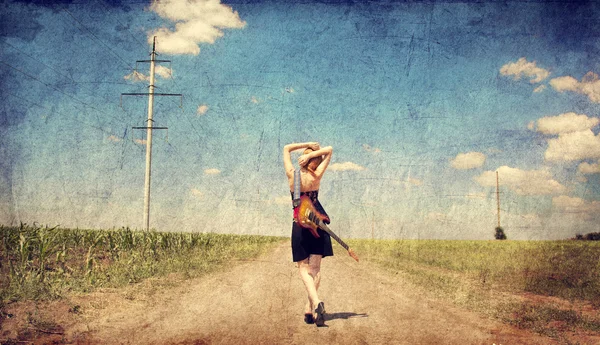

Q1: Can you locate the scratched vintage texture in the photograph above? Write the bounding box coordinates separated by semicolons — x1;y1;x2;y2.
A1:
1;0;599;240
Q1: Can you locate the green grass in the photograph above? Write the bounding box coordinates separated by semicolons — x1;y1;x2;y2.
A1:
349;239;600;301
0;223;285;303
347;238;600;339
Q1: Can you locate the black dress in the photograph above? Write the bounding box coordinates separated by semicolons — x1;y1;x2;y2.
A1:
290;190;334;262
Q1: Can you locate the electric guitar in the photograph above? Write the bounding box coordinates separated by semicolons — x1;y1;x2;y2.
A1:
295;196;359;262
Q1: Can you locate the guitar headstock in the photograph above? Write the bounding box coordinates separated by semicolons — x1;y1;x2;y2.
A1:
348;248;359;262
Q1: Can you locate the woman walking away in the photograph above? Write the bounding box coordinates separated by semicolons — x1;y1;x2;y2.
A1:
283;142;333;327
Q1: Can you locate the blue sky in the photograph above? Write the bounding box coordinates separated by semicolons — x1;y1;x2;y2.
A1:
1;0;600;240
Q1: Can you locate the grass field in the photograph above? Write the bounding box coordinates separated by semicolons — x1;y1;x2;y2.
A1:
0;223;285;303
346;239;600;340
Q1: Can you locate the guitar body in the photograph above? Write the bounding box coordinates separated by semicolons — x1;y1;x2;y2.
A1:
294;196;359;262
294;196;326;239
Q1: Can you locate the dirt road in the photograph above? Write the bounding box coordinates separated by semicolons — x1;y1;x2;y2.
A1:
58;243;556;345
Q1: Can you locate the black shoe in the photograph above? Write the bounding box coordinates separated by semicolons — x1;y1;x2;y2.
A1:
304;313;314;324
314;302;326;327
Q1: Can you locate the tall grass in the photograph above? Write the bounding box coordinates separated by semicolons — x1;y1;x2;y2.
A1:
349;239;600;303
348;239;600;339
0;224;284;302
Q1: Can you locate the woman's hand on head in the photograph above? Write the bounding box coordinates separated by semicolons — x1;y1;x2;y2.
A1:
298;154;310;167
308;142;320;151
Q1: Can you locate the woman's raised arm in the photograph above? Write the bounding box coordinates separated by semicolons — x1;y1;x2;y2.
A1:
283;142;320;178
309;146;333;178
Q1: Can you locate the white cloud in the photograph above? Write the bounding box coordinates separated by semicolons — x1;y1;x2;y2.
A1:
251;96;260;104
426;212;453;222
148;0;246;55
107;135;122;142
578;161;600;174
197;104;209;115
545;129;600;162
465;192;487;199
552;195;600;220
191;188;203;198
502;213;544;233
155;65;173;79
499;57;550;84
474;166;566;196
124;66;172;82
553;195;585;209
134;138;147;145
204;168;221;175
550;72;600;103
124;70;150;82
450;152;486;170
518;213;543;227
533;85;546;93
272;195;291;206
549;75;579;92
362;144;381;153
532;112;599;135
408;177;423;186
329;162;366;171
391;177;423;187
531;113;600;163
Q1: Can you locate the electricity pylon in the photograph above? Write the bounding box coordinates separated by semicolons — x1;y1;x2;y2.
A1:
122;37;182;231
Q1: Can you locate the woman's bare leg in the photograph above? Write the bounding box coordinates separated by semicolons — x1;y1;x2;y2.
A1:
309;255;326;326
302;254;323;314
309;254;322;290
298;255;322;315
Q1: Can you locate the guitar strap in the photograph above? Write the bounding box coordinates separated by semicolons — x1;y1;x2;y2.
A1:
292;169;301;209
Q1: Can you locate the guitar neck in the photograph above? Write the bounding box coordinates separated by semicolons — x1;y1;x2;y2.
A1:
317;221;350;251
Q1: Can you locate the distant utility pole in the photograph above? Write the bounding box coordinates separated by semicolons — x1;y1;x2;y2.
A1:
371;210;374;240
496;170;501;228
122;37;182;231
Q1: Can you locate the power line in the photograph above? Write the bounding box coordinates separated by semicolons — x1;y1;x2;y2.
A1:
5;18;147;126
3;40;76;83
5;87;137;171
95;0;148;52
4;89;114;136
1;60;91;107
0;59;132;127
5;88;138;200
62;8;134;70
142;49;213;155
